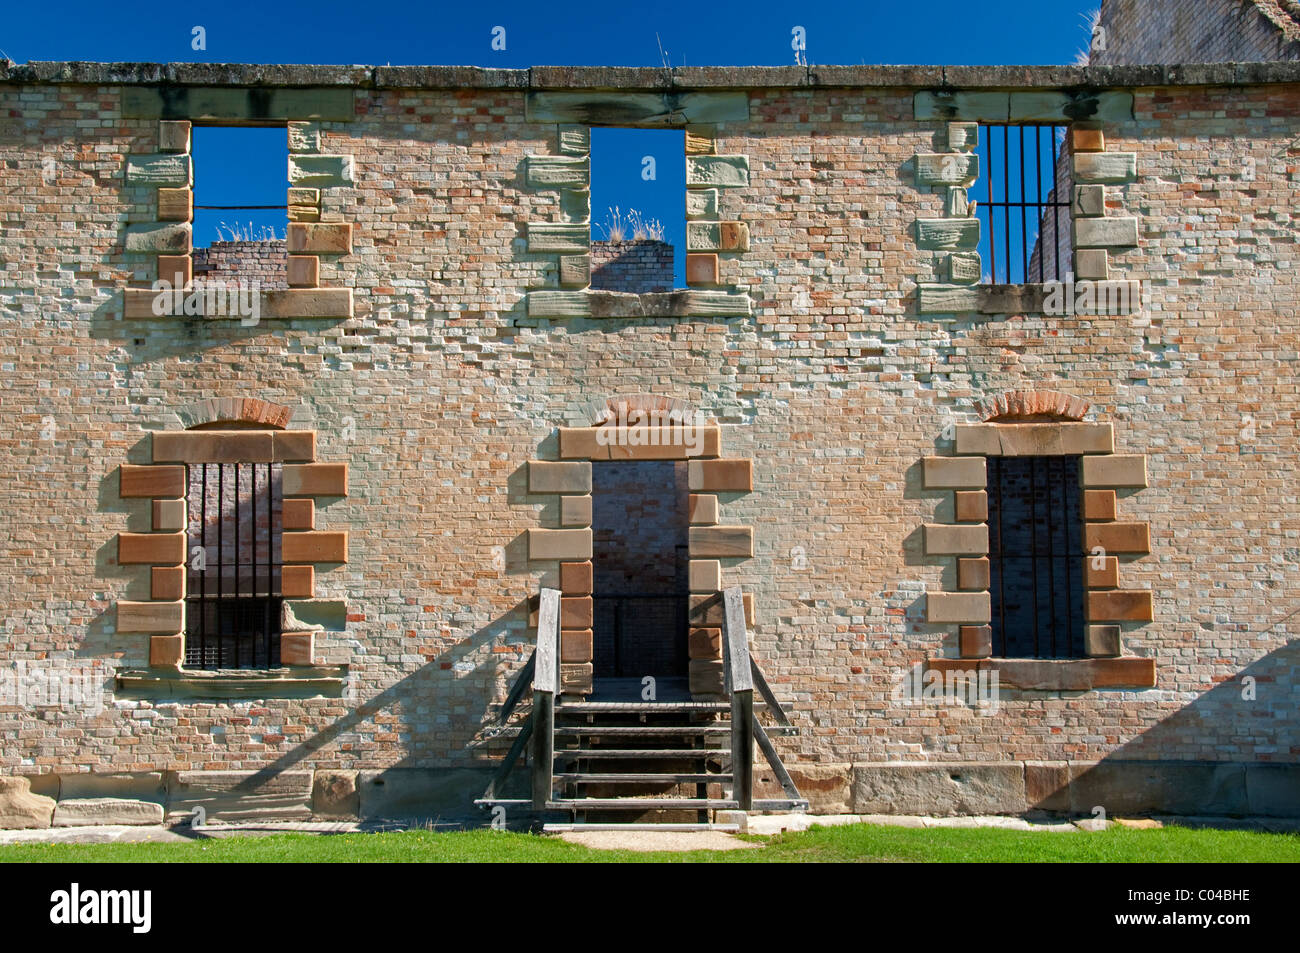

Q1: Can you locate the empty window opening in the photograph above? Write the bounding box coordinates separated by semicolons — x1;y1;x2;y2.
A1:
591;461;690;680
974;124;1072;284
589;127;685;291
987;455;1086;658
185;462;283;669
191;126;289;288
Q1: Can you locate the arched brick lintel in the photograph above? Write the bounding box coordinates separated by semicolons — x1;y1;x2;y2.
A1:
580;393;697;427
975;389;1090;423
177;397;295;430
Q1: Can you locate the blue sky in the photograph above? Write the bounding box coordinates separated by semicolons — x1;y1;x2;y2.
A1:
3;0;1102;276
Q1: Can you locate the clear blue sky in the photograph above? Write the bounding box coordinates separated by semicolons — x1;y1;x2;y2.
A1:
3;0;1101;277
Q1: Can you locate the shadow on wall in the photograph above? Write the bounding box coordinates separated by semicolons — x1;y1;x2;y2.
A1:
1029;640;1300;817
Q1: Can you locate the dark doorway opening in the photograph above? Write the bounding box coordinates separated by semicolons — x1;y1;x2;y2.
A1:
591;460;690;680
987;454;1086;658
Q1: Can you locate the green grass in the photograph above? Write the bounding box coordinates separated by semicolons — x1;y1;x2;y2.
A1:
3;822;1297;863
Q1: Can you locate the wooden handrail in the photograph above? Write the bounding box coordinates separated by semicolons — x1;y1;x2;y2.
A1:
720;586;754;810
531;587;561;809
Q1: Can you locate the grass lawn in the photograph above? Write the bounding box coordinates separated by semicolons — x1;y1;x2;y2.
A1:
2;823;1298;863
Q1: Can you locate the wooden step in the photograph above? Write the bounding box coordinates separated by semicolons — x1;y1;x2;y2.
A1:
554;725;729;737
557;701;730;713
555;773;729;784
554;749;728;760
546;798;740;811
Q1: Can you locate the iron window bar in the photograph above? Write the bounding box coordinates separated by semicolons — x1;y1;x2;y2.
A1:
186;462;283;669
977;124;1072;285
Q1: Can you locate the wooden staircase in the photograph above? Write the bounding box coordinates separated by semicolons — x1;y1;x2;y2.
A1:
477;587;808;831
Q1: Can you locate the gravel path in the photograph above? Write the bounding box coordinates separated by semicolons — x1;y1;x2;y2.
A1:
555;830;761;852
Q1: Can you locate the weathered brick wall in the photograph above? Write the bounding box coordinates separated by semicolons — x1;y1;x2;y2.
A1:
193;240;288;289
1094;0;1300;63
0;69;1296;797
590;239;674;293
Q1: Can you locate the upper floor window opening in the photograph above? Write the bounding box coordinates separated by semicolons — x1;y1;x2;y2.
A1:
974;123;1073;285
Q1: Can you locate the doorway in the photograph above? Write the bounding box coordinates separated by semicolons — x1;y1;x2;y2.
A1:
590;460;690;682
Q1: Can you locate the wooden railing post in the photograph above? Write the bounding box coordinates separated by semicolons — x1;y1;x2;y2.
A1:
721;586;754;811
531;587;560;810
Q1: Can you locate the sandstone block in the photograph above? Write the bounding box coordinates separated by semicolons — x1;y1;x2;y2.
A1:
1084;489;1117;521
688;459;752;492
559;561;593;594
689;659;725;695
561;628;593;663
158;120;191;153
922;456;985;489
689;526;754;558
287;222;352;254
851;763;1025;815
1081;454;1147;488
957;557;990;591
529;461;592;494
281;531;348;563
152;566;185;600
282;463;348;496
118;600;183;634
959;625;992;658
1086;624;1122;657
312;770;359;819
125;222;191;254
53;798;164;827
528;528;593;560
157;187;192;221
688;494;720;525
954;490;987;522
288;154;354;187
118;532;185;565
167;770;314;824
280;565;315;598
924;523;988;556
1075;216;1139;248
688;627;722;659
559;494;592;527
689;559;722;593
926;591;991;624
126;153;191;186
1085;521;1150;554
1087;589;1153;622
686;253;719;285
0;777;56;829
686;155;749;188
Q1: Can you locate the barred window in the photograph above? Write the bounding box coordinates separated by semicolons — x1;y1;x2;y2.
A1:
986;455;1085;658
185;462;283;669
974;124;1072;284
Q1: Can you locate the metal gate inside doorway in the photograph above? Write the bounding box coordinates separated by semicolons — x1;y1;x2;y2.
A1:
591;592;689;678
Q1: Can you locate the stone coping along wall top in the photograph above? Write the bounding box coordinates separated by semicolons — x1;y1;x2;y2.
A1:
6;60;1300;91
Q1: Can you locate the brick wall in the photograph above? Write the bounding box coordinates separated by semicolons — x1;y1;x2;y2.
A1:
1093;0;1300;63
0;66;1296;806
193;240;288;289
590;240;674;293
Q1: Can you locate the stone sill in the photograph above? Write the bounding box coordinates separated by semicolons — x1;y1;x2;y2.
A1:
927;656;1155;690
117;665;347;700
918;282;1142;317
528;289;750;320
123;287;352;321
7;61;1300;92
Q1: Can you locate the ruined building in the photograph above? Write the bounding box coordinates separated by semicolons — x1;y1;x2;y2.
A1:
0;45;1296;826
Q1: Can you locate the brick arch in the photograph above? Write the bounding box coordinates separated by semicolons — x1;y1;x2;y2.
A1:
974;389;1090;422
581;393;697;427
176;397;294;430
